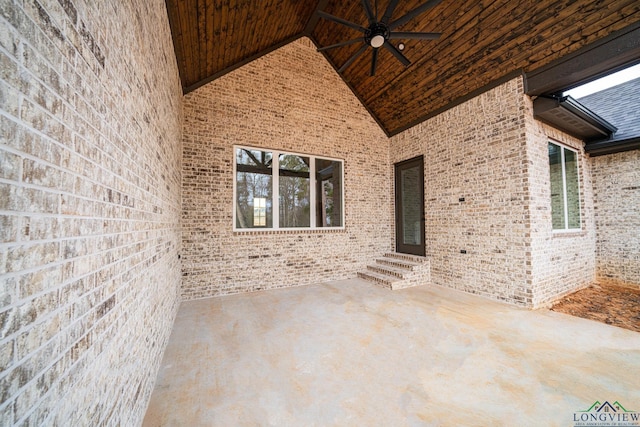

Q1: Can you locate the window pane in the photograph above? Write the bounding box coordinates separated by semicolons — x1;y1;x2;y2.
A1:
236;149;272;228
564;149;581;229
279;154;310;228
548;143;565;230
315;159;343;227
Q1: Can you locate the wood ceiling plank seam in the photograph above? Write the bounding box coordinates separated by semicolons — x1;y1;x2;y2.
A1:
230;0;256;72
358;0;510;103
230;0;244;72
164;0;189;90
196;0;207;83
292;1;311;34
189;0;203;87
244;2;258;61
273;0;288;43
178;0;198;87
205;0;215;76
213;0;223;73
364;0;520;109
259;1;277;49
220;0;234;73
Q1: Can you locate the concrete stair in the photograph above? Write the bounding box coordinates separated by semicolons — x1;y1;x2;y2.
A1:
357;252;430;290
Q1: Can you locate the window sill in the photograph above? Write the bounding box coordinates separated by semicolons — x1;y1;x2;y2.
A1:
233;227;346;235
551;228;586;237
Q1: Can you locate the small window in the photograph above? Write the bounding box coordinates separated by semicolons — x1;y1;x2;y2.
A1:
234;146;344;230
548;142;581;231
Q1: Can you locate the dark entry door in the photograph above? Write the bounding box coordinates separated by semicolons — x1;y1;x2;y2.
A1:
395;156;425;256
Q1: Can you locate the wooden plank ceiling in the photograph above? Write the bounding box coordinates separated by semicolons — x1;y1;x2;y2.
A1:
165;0;640;136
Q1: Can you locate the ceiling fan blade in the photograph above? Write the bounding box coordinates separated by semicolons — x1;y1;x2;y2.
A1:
338;44;369;73
383;41;410;66
370;48;378;76
381;0;399;24
389;0;443;30
317;38;364;52
389;32;441;40
361;0;376;25
317;10;367;33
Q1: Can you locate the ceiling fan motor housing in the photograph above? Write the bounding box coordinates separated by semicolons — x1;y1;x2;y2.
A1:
366;23;389;48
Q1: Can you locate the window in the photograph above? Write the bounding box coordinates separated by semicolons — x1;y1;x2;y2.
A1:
234;146;344;230
548;142;581;231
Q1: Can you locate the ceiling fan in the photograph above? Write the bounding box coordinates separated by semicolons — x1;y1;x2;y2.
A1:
317;0;443;76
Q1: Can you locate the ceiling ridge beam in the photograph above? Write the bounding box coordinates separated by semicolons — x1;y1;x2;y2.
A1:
304;0;330;36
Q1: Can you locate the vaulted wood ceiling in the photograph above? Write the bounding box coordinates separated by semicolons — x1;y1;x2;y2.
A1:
165;0;640;136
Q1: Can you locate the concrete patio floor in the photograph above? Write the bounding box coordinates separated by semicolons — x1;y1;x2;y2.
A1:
143;279;640;426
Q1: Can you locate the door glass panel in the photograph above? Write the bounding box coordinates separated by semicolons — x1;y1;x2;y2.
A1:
279;154;310;227
401;166;422;245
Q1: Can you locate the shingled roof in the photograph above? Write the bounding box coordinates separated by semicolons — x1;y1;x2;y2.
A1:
577;77;640;156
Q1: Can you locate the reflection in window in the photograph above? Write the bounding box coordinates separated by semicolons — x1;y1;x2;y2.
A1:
253;197;266;227
279;154;310;228
236;149;272;228
316;159;342;227
234;147;344;230
548;142;581;230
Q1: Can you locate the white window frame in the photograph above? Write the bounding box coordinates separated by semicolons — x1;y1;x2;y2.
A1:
549;141;582;233
233;145;345;232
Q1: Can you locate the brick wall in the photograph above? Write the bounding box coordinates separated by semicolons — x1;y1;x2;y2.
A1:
591;150;640;286
181;37;391;300
0;0;183;424
390;78;534;306
389;77;598;308
524;101;597;308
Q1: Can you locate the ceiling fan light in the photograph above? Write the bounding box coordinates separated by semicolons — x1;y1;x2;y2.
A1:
370;35;385;48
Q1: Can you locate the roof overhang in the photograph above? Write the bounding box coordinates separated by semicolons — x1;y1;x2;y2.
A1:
533;95;617;142
585;137;640;157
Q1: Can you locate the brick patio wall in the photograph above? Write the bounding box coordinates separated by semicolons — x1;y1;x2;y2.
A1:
591;150;640;286
390;78;534;306
181;38;391;299
0;0;182;425
525;112;597;308
390;77;598;308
